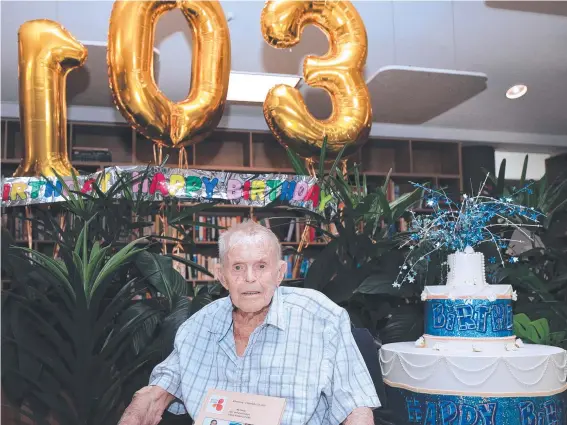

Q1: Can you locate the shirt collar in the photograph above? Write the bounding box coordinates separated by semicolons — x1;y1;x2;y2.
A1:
265;286;286;331
209;286;287;339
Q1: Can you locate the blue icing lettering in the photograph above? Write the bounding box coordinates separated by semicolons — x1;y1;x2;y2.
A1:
391;386;565;425
429;300;513;335
519;401;537;425
424;401;437;425
446;313;455;331
491;304;506;332
478;402;497;425
455;305;477;331
459;404;479;425
433;302;446;329
441;400;458;425
543;400;558;425
405;397;422;423
475;305;490;333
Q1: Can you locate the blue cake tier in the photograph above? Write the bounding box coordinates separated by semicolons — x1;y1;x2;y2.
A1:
424;298;513;339
384;384;566;425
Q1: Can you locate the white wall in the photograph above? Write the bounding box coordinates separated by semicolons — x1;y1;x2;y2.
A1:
494;151;550;180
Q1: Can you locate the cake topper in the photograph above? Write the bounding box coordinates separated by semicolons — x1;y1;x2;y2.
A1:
392;175;544;288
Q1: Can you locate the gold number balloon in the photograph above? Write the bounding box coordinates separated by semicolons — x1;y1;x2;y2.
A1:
14;20;87;177
261;0;372;160
107;0;231;147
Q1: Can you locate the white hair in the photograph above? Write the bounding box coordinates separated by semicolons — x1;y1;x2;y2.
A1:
218;219;281;264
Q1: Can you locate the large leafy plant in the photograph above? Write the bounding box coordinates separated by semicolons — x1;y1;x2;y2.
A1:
284;141;427;345
1;167;223;424
485;155;567;349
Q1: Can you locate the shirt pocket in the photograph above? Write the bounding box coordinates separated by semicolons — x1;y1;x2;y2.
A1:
259;374;320;420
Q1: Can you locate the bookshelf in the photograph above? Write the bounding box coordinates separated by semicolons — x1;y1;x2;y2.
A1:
1;118;463;284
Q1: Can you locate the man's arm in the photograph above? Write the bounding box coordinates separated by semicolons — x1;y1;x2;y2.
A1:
118;386;175;425
343;407;374;425
324;309;381;424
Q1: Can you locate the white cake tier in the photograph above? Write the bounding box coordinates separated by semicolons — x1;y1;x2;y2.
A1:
420;334;518;350
446;247;487;287
380;342;567;396
421;284;515;301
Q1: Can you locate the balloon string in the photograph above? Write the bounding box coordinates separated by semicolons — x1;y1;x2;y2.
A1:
305;158;316;177
178;147;189;169
158;204;167;255
53;213;66;259
293;158;316;278
293;222;311;279
153;145;164;166
25;206;32;249
341;159;348;178
171;147;189;270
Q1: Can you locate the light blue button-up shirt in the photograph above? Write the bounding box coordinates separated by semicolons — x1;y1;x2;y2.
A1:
149;286;380;425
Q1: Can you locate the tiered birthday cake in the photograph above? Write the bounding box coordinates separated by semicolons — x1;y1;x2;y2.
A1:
380;247;567;425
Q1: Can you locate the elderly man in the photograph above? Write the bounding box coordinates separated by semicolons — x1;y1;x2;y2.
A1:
119;220;380;425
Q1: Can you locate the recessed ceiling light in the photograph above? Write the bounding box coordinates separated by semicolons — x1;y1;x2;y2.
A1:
506;84;527;99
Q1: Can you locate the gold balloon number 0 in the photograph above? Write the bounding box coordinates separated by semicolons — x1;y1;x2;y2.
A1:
261;0;372;160
107;0;230;148
15;0;370;177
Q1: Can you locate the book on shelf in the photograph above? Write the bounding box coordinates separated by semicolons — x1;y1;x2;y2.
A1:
194;215;242;242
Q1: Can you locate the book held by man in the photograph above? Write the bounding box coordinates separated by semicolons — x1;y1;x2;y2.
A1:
194;388;286;425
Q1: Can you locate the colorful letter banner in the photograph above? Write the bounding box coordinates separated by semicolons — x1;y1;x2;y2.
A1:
1;166;334;213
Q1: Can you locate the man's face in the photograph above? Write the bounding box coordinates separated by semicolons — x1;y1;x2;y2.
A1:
217;238;286;313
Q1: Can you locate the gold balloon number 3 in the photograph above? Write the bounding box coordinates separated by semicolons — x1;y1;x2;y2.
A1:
261;0;372;160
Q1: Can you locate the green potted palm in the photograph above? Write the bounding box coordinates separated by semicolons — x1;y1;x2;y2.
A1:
1;167;223;425
283;142;426;345
484;156;567;350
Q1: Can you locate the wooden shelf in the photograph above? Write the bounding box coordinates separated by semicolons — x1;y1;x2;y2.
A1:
1;118;463;260
1;118;462;193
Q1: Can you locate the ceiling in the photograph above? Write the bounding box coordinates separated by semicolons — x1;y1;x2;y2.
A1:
1;0;567;151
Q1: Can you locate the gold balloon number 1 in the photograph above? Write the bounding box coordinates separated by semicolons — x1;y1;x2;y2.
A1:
14;0;370;177
15;20;87;177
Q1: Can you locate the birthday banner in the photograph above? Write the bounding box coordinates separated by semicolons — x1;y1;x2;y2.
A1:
1;166;333;213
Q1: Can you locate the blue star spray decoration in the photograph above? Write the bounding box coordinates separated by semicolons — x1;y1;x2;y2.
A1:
392;175;544;288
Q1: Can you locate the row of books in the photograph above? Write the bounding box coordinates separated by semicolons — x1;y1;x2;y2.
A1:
2;210;30;241
283;255;313;279
193;215;241;242
173;254;220;281
2;207;407;244
171;253;313;281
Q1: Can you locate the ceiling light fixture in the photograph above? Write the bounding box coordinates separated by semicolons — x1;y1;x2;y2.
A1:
227;72;302;103
506;84;527;99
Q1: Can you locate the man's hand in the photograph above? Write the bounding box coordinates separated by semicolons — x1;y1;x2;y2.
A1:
118;386;175;425
343;407;374;425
